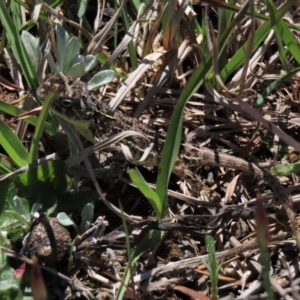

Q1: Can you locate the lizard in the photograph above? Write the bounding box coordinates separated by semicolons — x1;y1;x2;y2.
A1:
36;72;293;206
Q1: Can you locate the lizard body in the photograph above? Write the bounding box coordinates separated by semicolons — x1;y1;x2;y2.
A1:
37;73;291;204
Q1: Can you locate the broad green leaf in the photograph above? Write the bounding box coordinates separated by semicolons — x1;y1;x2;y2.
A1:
87;70;115;90
66;62;86;78
13;196;30;216
78;0;88;18
63;37;80;73
56;24;70;72
45;49;58;74
69;54;84;66
21;31;41;72
79;202;94;233
57;212;75;226
84;55;96;73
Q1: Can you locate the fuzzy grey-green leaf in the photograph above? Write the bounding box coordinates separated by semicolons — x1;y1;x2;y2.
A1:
21;31;40;71
87;70;115;90
57;212;75;227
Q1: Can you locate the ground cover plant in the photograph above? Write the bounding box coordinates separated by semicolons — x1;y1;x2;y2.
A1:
0;0;300;299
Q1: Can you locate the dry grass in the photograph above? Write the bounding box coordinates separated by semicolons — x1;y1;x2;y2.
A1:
1;1;300;299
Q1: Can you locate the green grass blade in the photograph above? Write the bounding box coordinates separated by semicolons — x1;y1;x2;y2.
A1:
155;2;243;211
273;30;289;72
4;210;30;230
128;168;163;219
117;230;163;299
200;235;225;299
10;0;22;31
121;6;138;70
156;57;212;215
0;0;39;93
15;160;70;194
0;119;28;168
265;0;300;64
217;1;234;72
0;101;57;137
255;66;300;105
220;0;294;85
28;91;56;164
116;201;136;300
0;156;13;175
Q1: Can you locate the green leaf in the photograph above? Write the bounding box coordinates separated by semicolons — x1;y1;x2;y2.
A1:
31;203;43;214
0;156;13;175
66;61;86;78
79;202;94;233
117;230;163;299
45;49;58;74
0;101;57;137
57;212;75;226
203;235;223;298
0;264;21;299
0;180;18;226
69;54;84;66
0;119;28;167
28;88;56;164
16;160;70;194
21;31;41;72
78;0;89;18
265;0;300;64
84;55;96;73
56;24;70;72
13;196;30;216
0;0;39;93
220;1;294;85
46;202;57;217
271;162;300;176
10;0;22;31
256;66;300;106
87;70;115;90
0;229;10;248
4;210;30;230
156;58;212;217
63;37;80;73
128;168;163;219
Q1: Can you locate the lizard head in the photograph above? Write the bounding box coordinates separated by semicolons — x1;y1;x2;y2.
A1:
37;73;95;121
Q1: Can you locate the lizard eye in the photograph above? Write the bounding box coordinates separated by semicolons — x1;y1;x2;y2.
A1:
59;98;74;107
